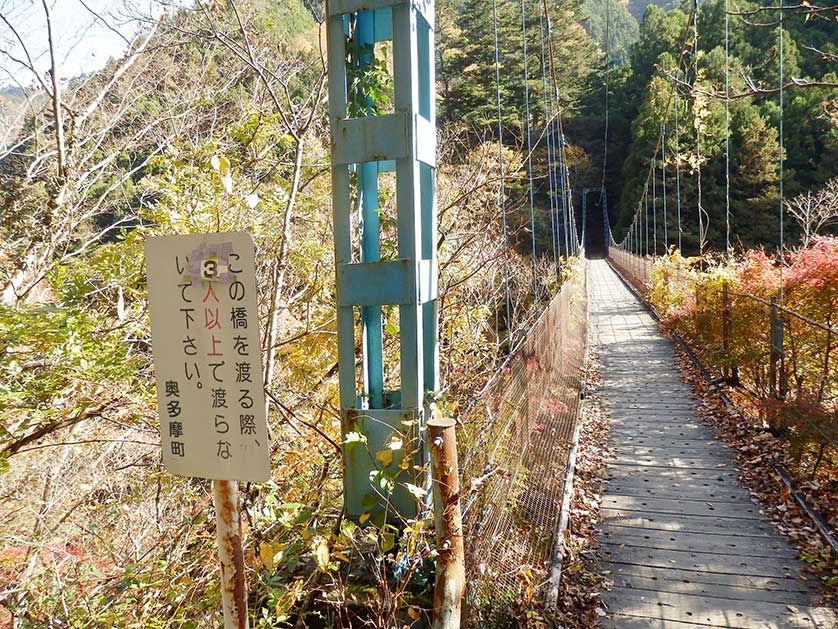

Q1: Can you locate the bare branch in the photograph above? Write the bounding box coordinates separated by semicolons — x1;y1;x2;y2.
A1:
0;11;48;91
661;66;838;101
731;3;838;28
785;179;838;248
77;0;132;47
41;0;66;179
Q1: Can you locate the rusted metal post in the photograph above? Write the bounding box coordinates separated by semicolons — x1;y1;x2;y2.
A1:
769;298;777;397
694;285;701;334
722;282;731;380
769;297;784;400
428;417;465;628
213;479;249;629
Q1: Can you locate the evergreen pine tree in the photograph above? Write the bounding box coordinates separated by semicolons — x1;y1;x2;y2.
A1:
442;0;527;130
730;104;781;248
581;0;639;65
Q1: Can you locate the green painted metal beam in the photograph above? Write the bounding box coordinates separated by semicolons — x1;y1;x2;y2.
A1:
327;1;438;522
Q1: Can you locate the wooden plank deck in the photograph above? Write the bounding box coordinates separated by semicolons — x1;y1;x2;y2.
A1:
588;260;837;629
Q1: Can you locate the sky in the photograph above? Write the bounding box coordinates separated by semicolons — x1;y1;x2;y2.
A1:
0;0;173;88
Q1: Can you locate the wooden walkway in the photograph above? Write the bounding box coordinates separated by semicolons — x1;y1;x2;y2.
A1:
588;260;837;629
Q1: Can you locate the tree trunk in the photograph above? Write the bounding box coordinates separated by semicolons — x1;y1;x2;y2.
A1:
42;0;66;181
1;240;54;306
263;135;305;404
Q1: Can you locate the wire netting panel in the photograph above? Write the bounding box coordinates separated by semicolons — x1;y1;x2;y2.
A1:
458;263;588;616
608;247;651;294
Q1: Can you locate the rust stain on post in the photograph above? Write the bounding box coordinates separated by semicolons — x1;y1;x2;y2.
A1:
344;408;359;433
213;479;249;629
428;417;465;629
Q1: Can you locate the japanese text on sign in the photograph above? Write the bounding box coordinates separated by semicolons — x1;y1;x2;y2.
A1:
146;232;270;482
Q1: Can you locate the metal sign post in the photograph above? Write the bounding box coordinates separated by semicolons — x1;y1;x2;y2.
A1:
326;0;438;520
214;479;248;629
146;231;270;629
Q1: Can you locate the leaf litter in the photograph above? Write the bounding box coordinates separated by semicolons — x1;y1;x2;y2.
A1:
669;337;838;606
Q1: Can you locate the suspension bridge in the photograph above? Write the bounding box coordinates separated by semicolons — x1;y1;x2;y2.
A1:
324;0;837;625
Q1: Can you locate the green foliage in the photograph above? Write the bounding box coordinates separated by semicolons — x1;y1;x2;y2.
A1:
439;0;601;132
440;0;530;129
347;44;394;117
729;103;782;248
595;0;838;252
261;0;316;37
0;290;149;455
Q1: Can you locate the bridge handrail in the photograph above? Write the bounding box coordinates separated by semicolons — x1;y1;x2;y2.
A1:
731;290;838;335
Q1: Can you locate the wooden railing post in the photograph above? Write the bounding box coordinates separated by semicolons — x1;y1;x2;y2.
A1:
428;417;465;628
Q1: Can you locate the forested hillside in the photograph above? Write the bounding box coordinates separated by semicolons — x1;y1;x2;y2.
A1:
440;0;837;255
0;87;28;149
627;0;679;21
0;0;836;626
582;0;639;63
578;0;838;252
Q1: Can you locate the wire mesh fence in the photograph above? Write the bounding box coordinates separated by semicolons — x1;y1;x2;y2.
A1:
607;247;651;294
457;261;588;620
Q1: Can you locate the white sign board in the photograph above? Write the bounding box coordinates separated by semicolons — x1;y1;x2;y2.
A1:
146;232;270;482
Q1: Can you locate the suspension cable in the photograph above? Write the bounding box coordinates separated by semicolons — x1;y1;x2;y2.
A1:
675;88;683;252
693;0;708;258
539;8;560;269
541;0;579;255
662;123;668;250
520;0;537;299
653;156;658;255
778;0;785;301
644;182;650;255
491;0;513;336
559;128;570;257
725;0;732;256
599;0;610;217
637;214;641;262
